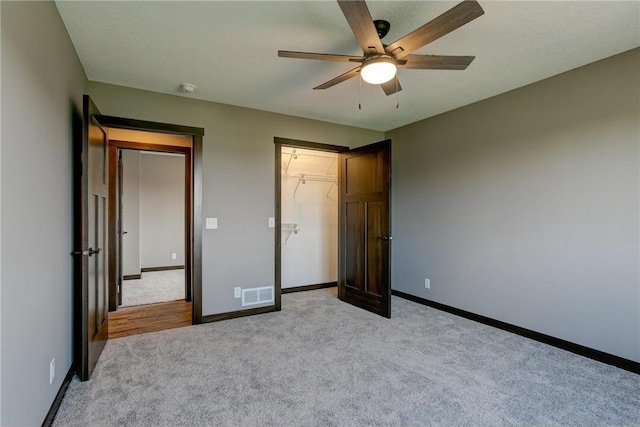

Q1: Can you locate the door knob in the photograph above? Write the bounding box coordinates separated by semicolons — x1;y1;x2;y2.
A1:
377;236;392;241
71;247;103;256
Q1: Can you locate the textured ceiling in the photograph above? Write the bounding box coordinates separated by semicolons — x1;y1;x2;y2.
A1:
55;1;640;132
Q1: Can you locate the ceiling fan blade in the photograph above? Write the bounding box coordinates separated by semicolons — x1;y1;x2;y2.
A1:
338;1;385;55
278;51;364;63
399;55;475;70
380;76;402;96
385;0;484;59
313;66;362;90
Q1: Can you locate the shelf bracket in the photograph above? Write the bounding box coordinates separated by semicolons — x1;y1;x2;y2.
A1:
326;182;335;197
284;149;298;173
282;223;299;244
293;175;306;198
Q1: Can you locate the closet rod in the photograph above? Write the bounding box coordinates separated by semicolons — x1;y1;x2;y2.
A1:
291;173;337;197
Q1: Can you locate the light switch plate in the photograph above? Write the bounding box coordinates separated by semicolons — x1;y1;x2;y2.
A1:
50;358;55;385
234;287;241;298
268;217;275;228
206;217;218;229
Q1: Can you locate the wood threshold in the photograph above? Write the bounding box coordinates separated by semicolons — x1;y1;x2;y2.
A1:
108;300;192;339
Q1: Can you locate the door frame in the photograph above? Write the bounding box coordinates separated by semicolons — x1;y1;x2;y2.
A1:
273;137;348;310
98;115;204;324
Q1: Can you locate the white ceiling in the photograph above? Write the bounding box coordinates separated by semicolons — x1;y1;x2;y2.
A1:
55;1;640;132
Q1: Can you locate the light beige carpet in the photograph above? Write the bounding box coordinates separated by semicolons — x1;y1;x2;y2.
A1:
53;288;639;426
121;270;185;307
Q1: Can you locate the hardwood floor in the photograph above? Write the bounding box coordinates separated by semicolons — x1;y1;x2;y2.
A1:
108;300;192;339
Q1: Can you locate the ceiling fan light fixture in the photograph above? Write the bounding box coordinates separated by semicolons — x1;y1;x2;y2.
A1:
360;56;397;85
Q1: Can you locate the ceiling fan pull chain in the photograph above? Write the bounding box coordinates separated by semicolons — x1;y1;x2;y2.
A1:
358;75;362;110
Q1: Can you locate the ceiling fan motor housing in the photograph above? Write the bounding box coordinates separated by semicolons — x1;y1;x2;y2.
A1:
374;20;391;39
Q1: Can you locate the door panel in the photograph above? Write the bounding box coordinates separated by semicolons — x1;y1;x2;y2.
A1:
345;201;363;290
344;151;382;195
366;201;384;297
339;140;391;318
75;94;109;381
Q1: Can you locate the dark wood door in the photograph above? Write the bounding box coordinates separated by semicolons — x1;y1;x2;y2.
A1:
338;139;391;318
116;150;123;306
75;95;109;381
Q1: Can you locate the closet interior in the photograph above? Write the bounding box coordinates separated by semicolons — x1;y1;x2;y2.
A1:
280;147;338;289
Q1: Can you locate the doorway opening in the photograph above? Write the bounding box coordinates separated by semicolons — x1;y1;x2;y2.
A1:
106;128;196;338
274;138;348;308
274;137;393;318
119;149;186;308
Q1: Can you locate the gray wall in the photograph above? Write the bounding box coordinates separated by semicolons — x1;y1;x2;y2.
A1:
87;82;383;316
387;48;640;362
122;150;141;276
0;2;87;425
139;152;185;269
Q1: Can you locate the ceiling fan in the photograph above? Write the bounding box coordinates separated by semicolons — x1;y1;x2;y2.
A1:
278;0;484;96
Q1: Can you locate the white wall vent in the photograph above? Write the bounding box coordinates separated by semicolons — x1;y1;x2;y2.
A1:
241;286;274;307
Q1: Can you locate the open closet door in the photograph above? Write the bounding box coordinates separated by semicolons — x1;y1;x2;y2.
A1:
74;95;109;380
116;150;124;307
338;139;391;318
